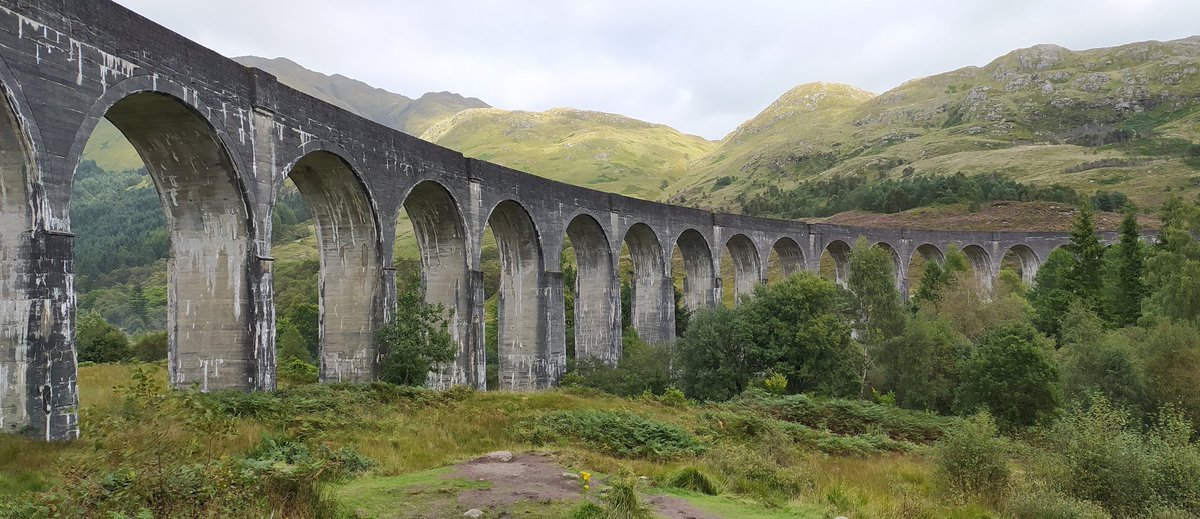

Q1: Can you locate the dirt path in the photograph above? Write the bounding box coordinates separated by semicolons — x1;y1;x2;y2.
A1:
450;452;722;519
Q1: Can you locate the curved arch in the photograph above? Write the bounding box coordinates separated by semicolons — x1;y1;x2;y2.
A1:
961;244;995;292
284;150;382;383
84;90;255;392
914;243;945;265
1003;244;1041;285
402;180;475;388
824;240;852;287
0;75;43;437
675;229;715;312
874;241;904;292
487;200;555;389
66;76;252;232
770;237;805;280
623;223;673;343
725;234;762;303
566;214;619;365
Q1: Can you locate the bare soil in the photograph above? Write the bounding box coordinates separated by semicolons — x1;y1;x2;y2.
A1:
814;201;1158;232
451;453;722;519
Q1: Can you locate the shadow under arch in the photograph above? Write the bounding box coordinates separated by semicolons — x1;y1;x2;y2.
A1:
400;180;474;388
769;237;805;282
487;200;558;389
960;244;995;292
91;90;255;392
565;213;619;365
0;73;56;438
282;150;382;384
823;240;852;287
1002;244;1041;285
873;241;904;293
675;229;715;312
725;234;761;304
623;223;673;343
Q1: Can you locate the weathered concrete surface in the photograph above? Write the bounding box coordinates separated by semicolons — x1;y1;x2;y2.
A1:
0;0;1108;441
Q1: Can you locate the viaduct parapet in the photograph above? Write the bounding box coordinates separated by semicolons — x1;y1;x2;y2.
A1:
0;1;1099;440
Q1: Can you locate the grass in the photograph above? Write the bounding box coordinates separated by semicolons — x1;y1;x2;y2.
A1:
0;364;1005;518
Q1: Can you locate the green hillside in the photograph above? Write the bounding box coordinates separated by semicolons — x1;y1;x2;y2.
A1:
422;107;716;198
232;56;490;136
673;37;1200;213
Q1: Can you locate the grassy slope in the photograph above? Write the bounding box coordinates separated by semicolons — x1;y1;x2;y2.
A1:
674;37;1200;213
423;107;716;199
0;364;994;518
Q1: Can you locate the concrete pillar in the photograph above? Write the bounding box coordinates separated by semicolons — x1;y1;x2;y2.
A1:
249;256;277;390
466;269;487;388
541;270;567;386
13;231;79;441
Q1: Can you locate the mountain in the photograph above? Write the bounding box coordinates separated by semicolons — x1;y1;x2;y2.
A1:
422;107;715;198
231;56;490;136
672;37;1200;213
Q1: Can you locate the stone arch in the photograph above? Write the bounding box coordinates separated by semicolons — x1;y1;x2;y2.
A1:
487;200;555;390
281;150;382;383
725;234;762;303
79;90;254;392
623;223;673;343
565;213;619;365
961;244;995;291
1002;244;1041;285
403;180;474;388
769;237;804;281
675;229;715;312
874;241;904;293
906;243;945;297
0;73;55;439
823;240;852;287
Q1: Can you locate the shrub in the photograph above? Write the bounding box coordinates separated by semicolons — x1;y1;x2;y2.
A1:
568;332;673;397
955;322;1061;428
601;478;653;519
1006;483;1111;519
524;410;703;460
665;467;720;496
567;501;606;519
131;331;168;362
1037;398;1155;517
277;358;319;386
933;411;1010;504
702;443;810;504
77;311;131;363
762;372;788;395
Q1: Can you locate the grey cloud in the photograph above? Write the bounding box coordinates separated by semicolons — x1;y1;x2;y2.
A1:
116;0;1200;139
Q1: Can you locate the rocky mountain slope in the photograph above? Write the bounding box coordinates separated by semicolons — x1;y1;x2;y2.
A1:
672;37;1200;212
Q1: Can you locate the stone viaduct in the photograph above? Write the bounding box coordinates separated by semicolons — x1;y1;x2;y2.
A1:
0;0;1109;441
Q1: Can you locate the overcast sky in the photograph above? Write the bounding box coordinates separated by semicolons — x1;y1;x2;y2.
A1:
115;0;1200;140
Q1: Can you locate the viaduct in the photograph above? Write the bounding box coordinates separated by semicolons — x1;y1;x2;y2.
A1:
0;0;1103;441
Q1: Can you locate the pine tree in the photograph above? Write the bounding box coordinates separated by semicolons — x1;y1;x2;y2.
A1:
1112;206;1147;326
1067;204;1104;306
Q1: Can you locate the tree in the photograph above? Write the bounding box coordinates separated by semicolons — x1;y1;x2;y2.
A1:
1066;204;1105;306
132;331;168;362
1139;320;1200;425
847;238;905;346
1145;197;1200;324
737;272;859;397
377;282;457;387
1057;302;1146;411
566;331;672;397
921;270;1030;341
276;319;314;364
1111;205;1147;326
877;315;968;414
77;310;131;363
956;322;1061;428
1027;248;1080;340
912;247;970;310
676;305;747;401
284;303;321;360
